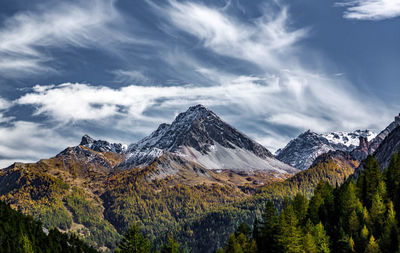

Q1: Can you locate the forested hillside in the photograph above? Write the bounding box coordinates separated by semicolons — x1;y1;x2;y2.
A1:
216;151;400;252
0;200;98;253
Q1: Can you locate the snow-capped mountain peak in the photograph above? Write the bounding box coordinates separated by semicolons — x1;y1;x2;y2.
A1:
122;105;297;174
276;129;376;171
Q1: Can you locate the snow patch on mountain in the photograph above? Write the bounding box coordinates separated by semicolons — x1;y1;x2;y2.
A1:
178;143;297;174
321;130;376;148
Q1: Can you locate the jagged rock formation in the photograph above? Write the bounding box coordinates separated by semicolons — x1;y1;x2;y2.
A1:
276;130;375;171
80;134;127;154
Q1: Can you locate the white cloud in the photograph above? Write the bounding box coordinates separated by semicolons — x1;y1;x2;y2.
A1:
0;118;76;168
0;98;10;110
16;77;391;150
163;1;307;70
112;70;150;83
0;0;134;77
336;0;400;20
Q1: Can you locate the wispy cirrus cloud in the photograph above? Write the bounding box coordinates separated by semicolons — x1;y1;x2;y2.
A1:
161;0;307;70
336;0;400;20
0;0;133;77
112;70;150;83
15;75;390;152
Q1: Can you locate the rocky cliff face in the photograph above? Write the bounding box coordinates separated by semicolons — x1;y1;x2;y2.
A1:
368;114;400;154
352;114;400;177
373;126;400;170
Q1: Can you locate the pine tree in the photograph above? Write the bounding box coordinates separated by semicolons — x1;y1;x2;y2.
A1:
360;156;382;208
116;223;152;253
380;202;399;253
161;236;180;253
348;210;360;235
303;233;317;253
277;205;303;253
365;236;380;253
225;234;243;253
312;222;330;253
236;222;251;238
292;193;309;225
370;193;386;236
349;236;355;253
258;201;278;252
385;150;400;220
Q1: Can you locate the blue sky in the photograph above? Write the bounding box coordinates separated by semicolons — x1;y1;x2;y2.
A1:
0;0;399;167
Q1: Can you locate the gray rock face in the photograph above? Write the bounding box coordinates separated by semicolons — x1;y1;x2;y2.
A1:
276;130;376;171
373;126;400;170
80;134;126;154
368;114;400;154
350;136;370;161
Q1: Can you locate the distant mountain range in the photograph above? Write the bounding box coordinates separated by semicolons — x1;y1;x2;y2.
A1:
1;105;400;252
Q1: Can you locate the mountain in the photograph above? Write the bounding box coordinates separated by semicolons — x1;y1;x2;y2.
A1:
123;104;297;175
276;129;376;171
368;113;400;154
1;104;393;252
0;104;297;251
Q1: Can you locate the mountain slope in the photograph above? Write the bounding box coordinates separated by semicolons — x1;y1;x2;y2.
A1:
276;129;375;171
123;105;297;176
0;144;123;249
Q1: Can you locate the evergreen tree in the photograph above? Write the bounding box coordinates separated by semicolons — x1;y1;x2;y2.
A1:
225;234;243;253
292;193;309;225
348;210;360;235
365;236;380;253
160;236;181;253
116;223;152;253
349;236;355;253
277;205;303;253
258;201;278;252
303;233;317;253
360;156;382;208
385;150;400;220
370;193;386;236
312;222;330;253
236;222;251;238
380;202;399;253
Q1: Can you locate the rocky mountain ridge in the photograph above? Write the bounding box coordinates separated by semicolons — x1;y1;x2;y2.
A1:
276;129;376;171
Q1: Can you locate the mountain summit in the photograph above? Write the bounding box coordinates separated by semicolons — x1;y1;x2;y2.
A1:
276;129;376;171
124;104;296;174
